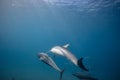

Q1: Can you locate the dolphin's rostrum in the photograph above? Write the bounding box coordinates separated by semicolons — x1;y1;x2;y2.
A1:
38;53;64;80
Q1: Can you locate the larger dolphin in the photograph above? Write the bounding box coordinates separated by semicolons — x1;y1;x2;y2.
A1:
72;72;98;80
49;44;89;71
38;53;64;80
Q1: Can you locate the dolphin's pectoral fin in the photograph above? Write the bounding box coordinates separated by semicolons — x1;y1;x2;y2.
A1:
77;57;89;71
63;44;70;48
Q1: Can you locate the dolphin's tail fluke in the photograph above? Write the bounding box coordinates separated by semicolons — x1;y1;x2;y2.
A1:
77;57;89;71
59;69;64;80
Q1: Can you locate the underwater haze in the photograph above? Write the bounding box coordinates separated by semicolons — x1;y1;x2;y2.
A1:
0;0;120;80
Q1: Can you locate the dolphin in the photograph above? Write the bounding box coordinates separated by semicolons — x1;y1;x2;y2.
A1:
38;53;64;80
72;72;98;80
49;44;89;71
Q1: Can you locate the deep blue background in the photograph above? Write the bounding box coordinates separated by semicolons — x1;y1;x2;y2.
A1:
0;0;120;80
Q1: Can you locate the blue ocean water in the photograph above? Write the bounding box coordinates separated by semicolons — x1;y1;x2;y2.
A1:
0;0;120;80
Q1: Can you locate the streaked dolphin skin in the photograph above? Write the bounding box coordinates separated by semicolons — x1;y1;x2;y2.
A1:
50;44;89;71
72;72;98;80
38;53;64;80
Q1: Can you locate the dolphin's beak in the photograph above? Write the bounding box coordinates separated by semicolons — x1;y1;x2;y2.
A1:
37;53;41;58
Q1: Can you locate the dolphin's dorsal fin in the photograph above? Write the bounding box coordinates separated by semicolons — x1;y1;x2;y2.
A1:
63;44;70;48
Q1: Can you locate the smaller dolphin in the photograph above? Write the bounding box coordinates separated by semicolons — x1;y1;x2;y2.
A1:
38;53;64;80
49;44;89;71
72;72;98;80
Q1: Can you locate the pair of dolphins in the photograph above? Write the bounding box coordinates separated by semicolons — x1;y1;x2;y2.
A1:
38;44;97;80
